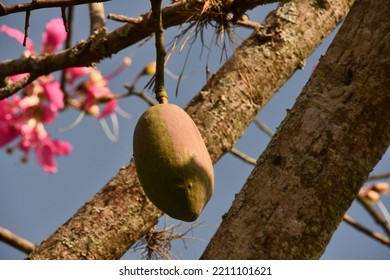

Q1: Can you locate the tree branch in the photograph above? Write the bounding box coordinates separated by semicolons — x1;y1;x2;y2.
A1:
27;0;354;259
0;227;35;254
357;196;390;237
0;0;276;95
151;0;168;104
0;0;111;16
89;2;106;33
253;118;275;138
0;74;38;99
343;214;390;247
368;172;390;181
201;0;390;259
230;148;257;165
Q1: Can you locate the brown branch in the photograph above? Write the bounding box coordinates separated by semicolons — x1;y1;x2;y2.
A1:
230;148;257;165
89;2;106;33
151;0;168;104
0;74;38;99
23;10;31;46
357;196;390;237
236;19;263;29
27;0;354;259
124;84;157;107
201;0;390;259
61;7;70;32
343;214;390;247
107;13;143;24
0;0;111;16
253;118;275;138
368;172;390;181
0;227;35;254
0;1;276;84
60;6;74;93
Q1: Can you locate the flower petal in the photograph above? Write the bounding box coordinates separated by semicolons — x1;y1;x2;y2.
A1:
0;25;35;53
41;105;58;124
66;67;90;85
51;139;73;156
41;18;67;53
36;143;58;173
41;79;64;110
98;99;117;119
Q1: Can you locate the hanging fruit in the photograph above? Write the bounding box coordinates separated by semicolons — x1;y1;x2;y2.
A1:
133;103;214;221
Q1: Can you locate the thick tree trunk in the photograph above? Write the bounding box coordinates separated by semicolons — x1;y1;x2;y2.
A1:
201;0;390;259
27;0;353;259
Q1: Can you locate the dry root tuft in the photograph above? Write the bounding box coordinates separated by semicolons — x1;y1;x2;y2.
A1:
130;220;205;260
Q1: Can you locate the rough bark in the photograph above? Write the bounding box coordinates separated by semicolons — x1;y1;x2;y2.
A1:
27;0;353;259
201;0;390;259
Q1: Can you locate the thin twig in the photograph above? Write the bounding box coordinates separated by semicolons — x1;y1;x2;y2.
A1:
343;214;390;247
151;0;168;104
357;196;390;237
229;118;273;164
61;6;73;93
0;227;35;254
230;118;273;165
0;0;111;16
368;172;390;181
61;7;68;32
253;118;275;137
107;13;143;24
89;2;106;33
60;6;74;93
230;148;257;165
124;84;157;107
0;1;271;81
23;10;31;46
236;19;262;29
0;74;37;99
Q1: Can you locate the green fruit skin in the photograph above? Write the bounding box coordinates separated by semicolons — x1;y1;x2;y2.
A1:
133;103;214;222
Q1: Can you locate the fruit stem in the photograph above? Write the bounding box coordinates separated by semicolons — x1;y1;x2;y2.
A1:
151;0;168;104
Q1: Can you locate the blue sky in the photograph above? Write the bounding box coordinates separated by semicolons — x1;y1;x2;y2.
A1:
1;1;389;260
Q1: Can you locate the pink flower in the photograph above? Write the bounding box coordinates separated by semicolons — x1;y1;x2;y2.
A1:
0;17;66;55
41;18;67;53
0;98;72;173
1;18;66;116
98;99;117;119
66;67;90;85
0;19;71;173
74;57;131;118
0;25;35;53
19;120;72;173
63;58;131;142
0;97;21;146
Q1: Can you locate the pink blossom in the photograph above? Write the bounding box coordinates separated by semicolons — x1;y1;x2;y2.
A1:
75;58;131;118
40;77;64;110
1;18;66;55
0;98;72;173
18;121;72;173
0;25;35;53
41;18;67;53
66;67;89;85
98;99;118;119
33;129;73;173
1;20;66;117
74;68;116;117
0;18;71;173
0;96;24;147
